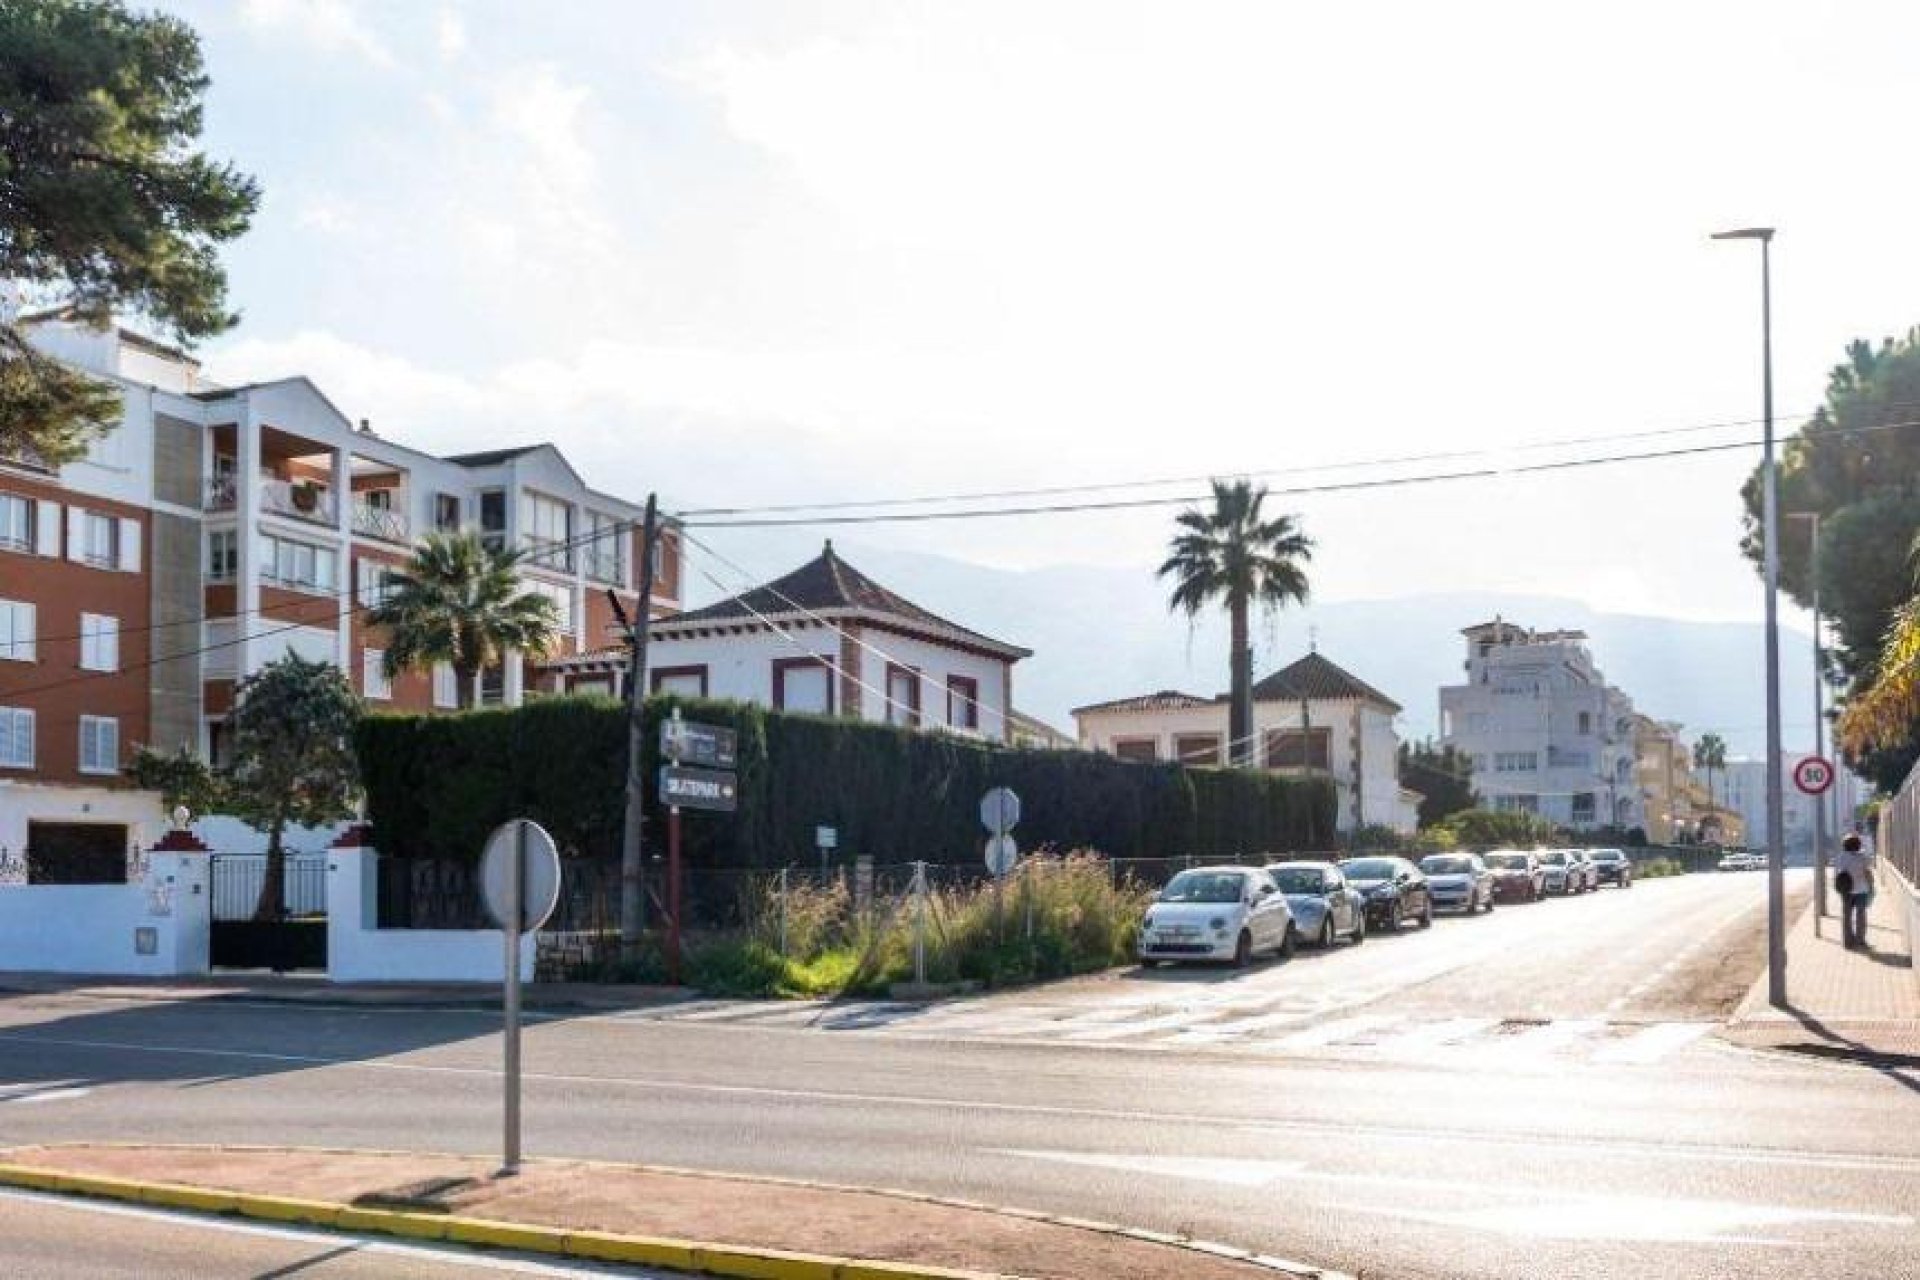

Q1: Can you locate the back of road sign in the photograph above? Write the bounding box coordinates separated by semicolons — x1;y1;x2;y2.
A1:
480;819;562;932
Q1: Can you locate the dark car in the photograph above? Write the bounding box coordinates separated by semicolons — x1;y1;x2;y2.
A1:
1483;849;1545;902
1587;847;1633;888
1337;855;1432;931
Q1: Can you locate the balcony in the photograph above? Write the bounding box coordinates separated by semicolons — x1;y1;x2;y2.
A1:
206;475;337;527
352;500;409;543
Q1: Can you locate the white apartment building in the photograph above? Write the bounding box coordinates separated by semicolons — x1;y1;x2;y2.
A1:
1;315;681;858
1722;755;1867;859
1439;619;1640;831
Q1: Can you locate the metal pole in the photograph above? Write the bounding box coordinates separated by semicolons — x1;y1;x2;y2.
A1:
913;861;927;986
501;819;524;1176
1758;235;1788;1007
667;806;683;985
1802;514;1828;934
619;494;660;960
778;866;788;958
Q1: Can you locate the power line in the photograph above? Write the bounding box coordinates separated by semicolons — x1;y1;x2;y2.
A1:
680;417;1920;530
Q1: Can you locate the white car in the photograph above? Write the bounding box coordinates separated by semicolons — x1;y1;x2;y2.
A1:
1139;866;1297;967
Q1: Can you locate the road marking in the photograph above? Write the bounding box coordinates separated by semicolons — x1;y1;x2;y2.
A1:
1002;1149;1306;1187
1593;1022;1715;1065
1484;1018;1607;1060
1369;1017;1498;1057
4;1029;1916;1176
1271;1014;1397;1051
0;1082;91;1105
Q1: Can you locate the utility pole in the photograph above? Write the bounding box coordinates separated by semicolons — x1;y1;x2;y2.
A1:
615;494;659;960
1789;512;1828;933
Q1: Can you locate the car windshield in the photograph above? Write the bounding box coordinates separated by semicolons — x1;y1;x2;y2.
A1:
1591;851;1621;862
1342;858;1398;880
1421;856;1472;874
1485;855;1527;870
1271;868;1325;894
1158;871;1245;904
1539;852;1567;865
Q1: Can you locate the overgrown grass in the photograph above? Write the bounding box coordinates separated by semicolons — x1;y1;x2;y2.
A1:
1632;856;1684;879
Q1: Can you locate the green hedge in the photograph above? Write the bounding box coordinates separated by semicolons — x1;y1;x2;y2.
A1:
356;694;1336;867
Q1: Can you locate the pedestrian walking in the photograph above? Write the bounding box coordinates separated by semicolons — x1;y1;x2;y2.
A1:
1832;832;1873;950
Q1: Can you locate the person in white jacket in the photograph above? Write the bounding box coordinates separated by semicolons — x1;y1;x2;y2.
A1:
1831;832;1874;949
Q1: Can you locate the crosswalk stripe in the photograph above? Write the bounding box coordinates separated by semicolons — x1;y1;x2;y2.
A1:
1592;1022;1715;1065
1370;1017;1499;1057
1482;1018;1607;1058
1270;1014;1399;1051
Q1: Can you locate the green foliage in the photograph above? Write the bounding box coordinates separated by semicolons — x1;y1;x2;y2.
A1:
1399;739;1476;827
0;0;258;463
366;531;563;705
1160;478;1314;766
1630;856;1683;879
227;655;361;917
1430;807;1557;849
127;743;223;815
356;694;1335;867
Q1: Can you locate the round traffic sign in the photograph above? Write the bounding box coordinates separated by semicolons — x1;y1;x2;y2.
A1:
480;819;562;932
980;787;1022;835
1793;756;1835;796
984;834;1019;877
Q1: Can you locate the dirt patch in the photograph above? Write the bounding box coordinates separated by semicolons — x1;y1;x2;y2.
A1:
1639;886;1813;1017
2;1145;1314;1280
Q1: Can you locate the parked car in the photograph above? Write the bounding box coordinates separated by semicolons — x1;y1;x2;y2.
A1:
1266;860;1367;948
1419;853;1494;914
1718;851;1765;872
1567;849;1598;893
1537;848;1579;896
1338;855;1433;931
1588;847;1633;888
1483;849;1545;902
1138;866;1297;967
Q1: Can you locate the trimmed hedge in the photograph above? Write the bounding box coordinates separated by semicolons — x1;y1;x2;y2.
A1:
356;694;1336;867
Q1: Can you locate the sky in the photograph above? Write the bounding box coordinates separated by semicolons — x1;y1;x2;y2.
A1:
157;0;1920;632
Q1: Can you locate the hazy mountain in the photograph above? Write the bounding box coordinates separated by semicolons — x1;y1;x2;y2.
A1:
799;541;1817;760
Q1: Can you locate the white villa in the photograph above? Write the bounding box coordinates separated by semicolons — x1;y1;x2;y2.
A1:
1072;651;1421;834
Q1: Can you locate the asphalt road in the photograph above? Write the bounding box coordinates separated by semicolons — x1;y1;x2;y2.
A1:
2;870;1914;1280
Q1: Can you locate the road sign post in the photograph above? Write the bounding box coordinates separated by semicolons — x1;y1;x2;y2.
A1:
658;711;739;984
816;825;837;882
1794;756;1834;797
480;819;561;1177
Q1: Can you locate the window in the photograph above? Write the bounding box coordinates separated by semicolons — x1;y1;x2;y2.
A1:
83;511;118;567
79;614;118;672
885;664;921;727
79;716;118;774
1174;734;1222;765
947;675;980;730
478;489;507;551
522;492;572;569
0;493;30;551
1113;738;1158;762
356;560;399;609
584;510;626;583
0;707;33;767
1494;751;1537;773
1264;728;1331;770
362;649;391;700
206;529;238;581
1571;792;1596;823
1577;711;1592;735
433;493;461;532
773;658;833;714
0;600;34;662
1493;793;1539;814
432;662;459;709
261;535;338;593
524;579;573;633
651;665;708;697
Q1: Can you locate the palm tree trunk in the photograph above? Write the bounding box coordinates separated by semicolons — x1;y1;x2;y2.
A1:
463;665;482;710
1229;594;1252;767
253;817;286;922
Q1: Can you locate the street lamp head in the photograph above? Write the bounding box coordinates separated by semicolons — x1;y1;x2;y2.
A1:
1711;227;1775;242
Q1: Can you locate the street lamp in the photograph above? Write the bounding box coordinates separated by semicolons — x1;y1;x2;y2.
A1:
1713;225;1787;1007
1787;511;1828;936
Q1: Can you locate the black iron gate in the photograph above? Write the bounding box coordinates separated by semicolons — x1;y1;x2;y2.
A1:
208;854;328;971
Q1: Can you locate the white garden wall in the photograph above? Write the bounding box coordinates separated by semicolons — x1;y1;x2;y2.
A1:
326;847;533;984
0;853;210;977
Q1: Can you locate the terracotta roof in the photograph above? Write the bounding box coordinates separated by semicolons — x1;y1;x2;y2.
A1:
1250;651;1402;712
1072;690;1219;716
656;541;1028;659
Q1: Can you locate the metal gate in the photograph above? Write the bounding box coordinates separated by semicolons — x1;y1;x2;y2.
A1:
208;854;328;971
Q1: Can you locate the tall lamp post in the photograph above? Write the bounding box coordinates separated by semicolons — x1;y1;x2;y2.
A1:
1788;511;1827;936
1714;226;1787;1007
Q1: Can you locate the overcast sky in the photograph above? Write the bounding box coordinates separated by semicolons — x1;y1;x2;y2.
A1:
167;1;1920;629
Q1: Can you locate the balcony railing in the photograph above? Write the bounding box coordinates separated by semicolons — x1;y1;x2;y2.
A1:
523;536;574;573
205;475;337;526
206;475;236;511
352;500;409;543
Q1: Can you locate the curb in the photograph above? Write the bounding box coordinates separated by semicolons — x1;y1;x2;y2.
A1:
0;1162;1010;1280
0;1143;1348;1279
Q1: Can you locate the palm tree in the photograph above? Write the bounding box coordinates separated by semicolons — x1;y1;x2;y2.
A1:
1693;732;1728;815
366;531;562;708
1159;479;1314;767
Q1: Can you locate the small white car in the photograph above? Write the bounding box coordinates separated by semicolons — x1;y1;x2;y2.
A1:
1139;866;1297;968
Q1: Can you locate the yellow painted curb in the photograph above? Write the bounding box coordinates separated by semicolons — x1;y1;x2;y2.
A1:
335;1205;449;1241
692;1243;844;1280
52;1171;156;1204
0;1164;66;1193
230;1192;343;1227
565;1229;700;1270
443;1216;572;1254
839;1263;1005;1280
139;1183;239;1215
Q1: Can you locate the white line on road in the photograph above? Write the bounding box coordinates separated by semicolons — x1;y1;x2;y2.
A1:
5;1028;1913;1177
1592;1022;1716;1065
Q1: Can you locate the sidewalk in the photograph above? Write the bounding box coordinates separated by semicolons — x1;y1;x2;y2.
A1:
0;1144;1336;1280
0;971;687;1013
1722;874;1919;1064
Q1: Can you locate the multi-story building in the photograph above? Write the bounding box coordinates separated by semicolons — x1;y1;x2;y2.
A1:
1073;651;1421;834
1439;619;1640;831
1723;754;1863;860
1;315;681;860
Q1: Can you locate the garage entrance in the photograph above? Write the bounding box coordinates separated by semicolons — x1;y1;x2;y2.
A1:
25;822;130;885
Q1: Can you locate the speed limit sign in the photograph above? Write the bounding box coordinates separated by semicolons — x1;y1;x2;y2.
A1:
1793;756;1835;796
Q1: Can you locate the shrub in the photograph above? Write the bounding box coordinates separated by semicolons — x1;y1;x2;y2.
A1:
1632;856;1684;879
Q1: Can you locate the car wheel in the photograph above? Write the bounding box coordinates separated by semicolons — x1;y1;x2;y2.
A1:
1318;915;1335;949
1233;930;1253;968
1483;891;1495;913
1139;958;1161;969
1418;897;1434;929
1350;915;1366;944
1389;903;1403;932
1277;924;1296;960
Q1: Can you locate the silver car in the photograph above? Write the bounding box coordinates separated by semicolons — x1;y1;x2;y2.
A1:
1139;867;1298;967
1419;852;1494;914
1537;848;1577;895
1265;861;1367;948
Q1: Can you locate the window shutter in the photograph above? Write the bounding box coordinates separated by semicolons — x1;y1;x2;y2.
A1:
34;500;60;557
65;507;86;563
101;616;118;671
118;518;141;572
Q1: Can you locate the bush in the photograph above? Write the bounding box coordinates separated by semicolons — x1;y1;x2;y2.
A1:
1632;856;1684;879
